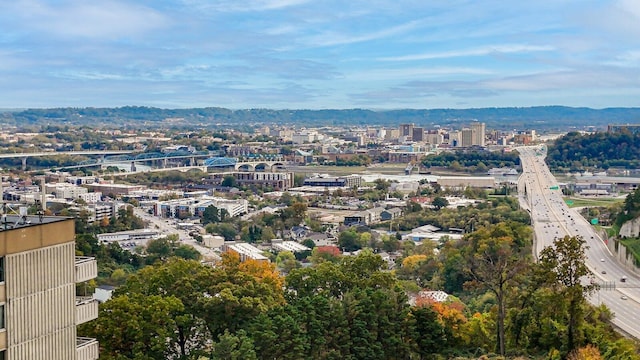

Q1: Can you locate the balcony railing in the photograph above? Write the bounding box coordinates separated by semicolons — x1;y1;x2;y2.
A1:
76;337;99;360
75;256;97;283
76;296;99;325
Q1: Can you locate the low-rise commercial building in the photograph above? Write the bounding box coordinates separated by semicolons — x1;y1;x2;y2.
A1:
344;207;385;226
78;192;102;203
271;240;311;253
85;183;146;196
303;175;362;188
46;182;88;200
96;229;160;244
222;242;269;262
210;171;294;191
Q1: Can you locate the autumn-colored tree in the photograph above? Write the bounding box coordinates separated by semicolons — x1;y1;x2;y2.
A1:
402;254;428;270
416;299;468;349
567;344;603;360
462;222;531;356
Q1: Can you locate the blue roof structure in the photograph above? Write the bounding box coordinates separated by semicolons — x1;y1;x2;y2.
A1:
204;157;238;167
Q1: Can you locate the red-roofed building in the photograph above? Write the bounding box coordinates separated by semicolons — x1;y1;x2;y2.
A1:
409;196;433;205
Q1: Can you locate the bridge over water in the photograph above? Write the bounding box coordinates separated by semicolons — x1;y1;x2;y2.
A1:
0;150;134;170
203;157;289;171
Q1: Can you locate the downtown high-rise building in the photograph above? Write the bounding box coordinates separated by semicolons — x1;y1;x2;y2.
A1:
461;128;473;147
399;123;414;140
470;121;486;147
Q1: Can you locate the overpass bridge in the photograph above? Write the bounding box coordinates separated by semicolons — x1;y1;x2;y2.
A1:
0;150;134;170
106;165;209;177
58;151;213;171
0;150;292;173
0;150;215;171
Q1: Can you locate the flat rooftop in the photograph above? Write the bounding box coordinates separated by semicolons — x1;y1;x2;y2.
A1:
0;215;71;232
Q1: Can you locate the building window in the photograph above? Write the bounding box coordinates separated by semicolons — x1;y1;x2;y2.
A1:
0;304;4;330
0;350;5;360
0;257;4;283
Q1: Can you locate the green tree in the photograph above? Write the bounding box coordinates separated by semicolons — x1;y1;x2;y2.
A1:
462;223;531;356
338;228;362;252
174;244;202;260
374;178;391;191
81;294;184;360
537;235;596;353
381;235;401;253
203;205;228;224
212;330;257;360
109;268;128;285
119;259;212;357
248;306;307;360
409;305;446;359
145;236;174;262
207;222;237;241
222;175;237;187
276;251;300;274
431;196;449;210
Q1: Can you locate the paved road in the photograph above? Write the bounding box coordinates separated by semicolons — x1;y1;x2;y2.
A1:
518;146;640;338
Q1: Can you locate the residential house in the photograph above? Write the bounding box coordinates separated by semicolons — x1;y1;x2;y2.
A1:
380;208;403;221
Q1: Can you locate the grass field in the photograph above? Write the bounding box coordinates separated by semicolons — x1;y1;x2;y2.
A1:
562;196;624;208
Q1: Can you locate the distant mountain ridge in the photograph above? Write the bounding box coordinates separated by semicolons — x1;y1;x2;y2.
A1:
1;105;639;131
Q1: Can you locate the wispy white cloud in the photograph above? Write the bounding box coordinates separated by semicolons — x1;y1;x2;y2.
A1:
606;50;640;67
264;25;300;36
180;0;311;13
1;0;640;109
303;19;424;47
380;44;555;61
346;66;493;81
1;0;167;40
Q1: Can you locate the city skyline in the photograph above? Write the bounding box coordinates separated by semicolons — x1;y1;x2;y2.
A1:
1;0;639;109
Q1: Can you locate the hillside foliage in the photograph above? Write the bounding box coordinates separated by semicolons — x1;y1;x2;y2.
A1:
547;131;640;171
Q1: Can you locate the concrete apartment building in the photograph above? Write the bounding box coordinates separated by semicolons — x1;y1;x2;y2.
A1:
156;196;249;219
0;215;99;360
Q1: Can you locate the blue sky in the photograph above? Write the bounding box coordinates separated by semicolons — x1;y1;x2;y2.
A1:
1;0;639;109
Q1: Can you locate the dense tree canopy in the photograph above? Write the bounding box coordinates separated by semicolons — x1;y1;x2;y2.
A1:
547;131;640;171
422;150;520;172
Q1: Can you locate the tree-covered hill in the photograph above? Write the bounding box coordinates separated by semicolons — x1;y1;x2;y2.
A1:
3;106;640;131
546;131;640;171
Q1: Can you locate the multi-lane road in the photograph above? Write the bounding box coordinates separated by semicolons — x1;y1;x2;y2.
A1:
517;145;640;338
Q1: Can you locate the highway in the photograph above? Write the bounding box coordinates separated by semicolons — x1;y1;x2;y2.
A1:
517;145;640;338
